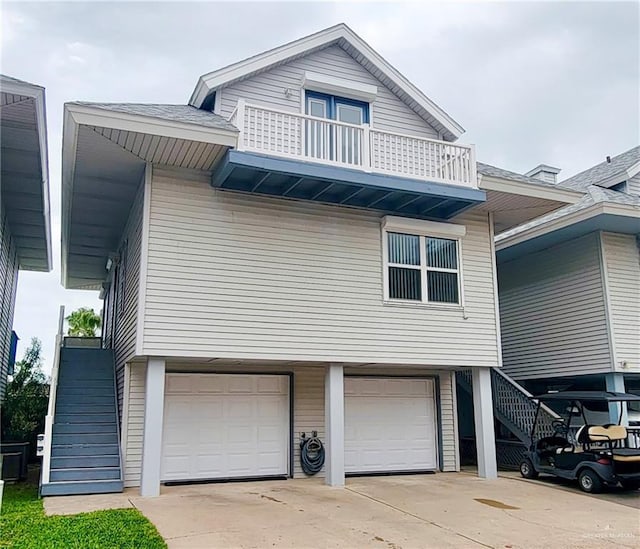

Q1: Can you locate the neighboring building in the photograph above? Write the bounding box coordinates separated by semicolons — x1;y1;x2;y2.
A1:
496;146;640;422
44;24;582;496
0;75;52;398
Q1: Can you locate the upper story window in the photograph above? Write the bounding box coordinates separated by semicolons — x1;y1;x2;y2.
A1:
382;217;465;306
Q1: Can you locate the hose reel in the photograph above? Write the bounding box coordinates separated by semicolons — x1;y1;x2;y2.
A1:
299;431;325;476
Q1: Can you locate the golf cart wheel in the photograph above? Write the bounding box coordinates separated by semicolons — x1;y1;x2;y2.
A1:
578;469;602;494
520;458;538;479
620;479;640;491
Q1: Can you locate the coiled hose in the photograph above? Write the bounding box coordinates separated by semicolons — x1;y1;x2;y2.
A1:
300;432;325;476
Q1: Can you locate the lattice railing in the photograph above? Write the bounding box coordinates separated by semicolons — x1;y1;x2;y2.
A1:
229;100;478;188
458;369;560;444
491;368;559;440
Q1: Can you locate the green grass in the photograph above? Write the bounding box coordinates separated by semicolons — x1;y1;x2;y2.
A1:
1;482;166;549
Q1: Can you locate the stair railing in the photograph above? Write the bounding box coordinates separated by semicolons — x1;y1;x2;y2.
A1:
41;305;65;486
490;368;560;441
458;368;560;444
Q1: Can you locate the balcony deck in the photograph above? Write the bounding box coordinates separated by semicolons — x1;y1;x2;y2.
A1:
211;101;485;220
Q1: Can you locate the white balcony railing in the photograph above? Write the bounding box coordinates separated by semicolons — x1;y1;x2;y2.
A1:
229;100;477;188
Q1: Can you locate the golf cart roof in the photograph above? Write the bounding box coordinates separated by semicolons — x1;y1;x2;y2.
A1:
533;391;640;403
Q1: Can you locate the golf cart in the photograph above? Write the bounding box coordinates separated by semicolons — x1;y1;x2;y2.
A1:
520;391;640;493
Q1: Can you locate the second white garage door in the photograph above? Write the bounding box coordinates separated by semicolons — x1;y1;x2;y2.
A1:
161;373;289;482
344;377;438;474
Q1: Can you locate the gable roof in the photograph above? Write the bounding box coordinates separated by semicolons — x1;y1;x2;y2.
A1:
560;145;640;191
189;23;464;141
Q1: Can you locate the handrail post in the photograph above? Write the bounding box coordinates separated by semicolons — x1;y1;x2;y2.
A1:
236;99;246;151
42;305;65;486
362;124;371;172
469;144;478;188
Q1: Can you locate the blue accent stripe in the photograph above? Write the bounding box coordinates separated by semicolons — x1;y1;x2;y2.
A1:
211;150;484;220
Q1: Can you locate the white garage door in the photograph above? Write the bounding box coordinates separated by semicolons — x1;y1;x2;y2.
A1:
345;377;438;474
161;374;289;481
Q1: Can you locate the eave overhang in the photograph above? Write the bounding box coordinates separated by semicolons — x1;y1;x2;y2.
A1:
62;104;238;289
495;202;640;263
0;75;52;271
211;150;485;220
475;174;584;234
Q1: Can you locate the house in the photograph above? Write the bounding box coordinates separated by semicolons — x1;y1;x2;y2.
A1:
496;146;640;424
42;24;583;497
0;75;52;398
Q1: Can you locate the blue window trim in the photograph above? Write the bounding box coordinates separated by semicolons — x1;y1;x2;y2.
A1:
305;90;370;123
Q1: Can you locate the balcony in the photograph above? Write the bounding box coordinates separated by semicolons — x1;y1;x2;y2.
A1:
213;100;485;220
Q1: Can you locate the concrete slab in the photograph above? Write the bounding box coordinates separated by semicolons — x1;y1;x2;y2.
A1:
44;489;135;516
125;473;639;548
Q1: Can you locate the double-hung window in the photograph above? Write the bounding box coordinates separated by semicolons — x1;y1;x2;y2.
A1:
383;217;464;305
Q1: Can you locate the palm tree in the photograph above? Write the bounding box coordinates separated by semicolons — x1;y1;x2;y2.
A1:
66;307;102;337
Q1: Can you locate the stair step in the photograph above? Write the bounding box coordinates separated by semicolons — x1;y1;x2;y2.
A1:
56;380;114;389
41;479;123;496
53;395;115;406
51;455;120;469
53;423;117;435
52;432;118;445
55;404;115;414
55;413;116;424
50;467;121;482
57;389;115;399
52;443;119;457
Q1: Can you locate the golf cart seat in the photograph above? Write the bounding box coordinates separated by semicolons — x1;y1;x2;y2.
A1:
585;425;627;443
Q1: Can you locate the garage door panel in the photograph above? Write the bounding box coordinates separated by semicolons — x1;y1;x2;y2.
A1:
162;374;289;481
345;377;438;474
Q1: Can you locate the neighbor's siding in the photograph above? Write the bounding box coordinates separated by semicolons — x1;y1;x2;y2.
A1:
219;45;440;139
626;172;640;196
103;181;144;419
498;232;612;380
0;205;19;399
141;168;499;367
601;232;640;373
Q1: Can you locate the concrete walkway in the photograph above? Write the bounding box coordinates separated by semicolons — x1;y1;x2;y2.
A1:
45;473;639;548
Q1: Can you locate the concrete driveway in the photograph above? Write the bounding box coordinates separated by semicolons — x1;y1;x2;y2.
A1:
46;473;639;548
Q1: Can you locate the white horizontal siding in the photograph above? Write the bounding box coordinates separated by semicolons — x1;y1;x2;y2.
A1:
142;170;499;367
498;232;612;380
602;232;640;372
438;371;459;472
123;363;146;487
104;181;144;418
626;173;640;196
219;45;439;139
0;204;19;399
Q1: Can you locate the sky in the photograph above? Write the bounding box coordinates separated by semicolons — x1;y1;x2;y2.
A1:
2;0;639;374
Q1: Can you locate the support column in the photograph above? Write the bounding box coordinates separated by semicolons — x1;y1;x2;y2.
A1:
472;367;498;479
140;357;166;497
605;373;628;425
324;363;344;487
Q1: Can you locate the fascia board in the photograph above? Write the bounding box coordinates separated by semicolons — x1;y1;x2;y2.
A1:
479;175;584;204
